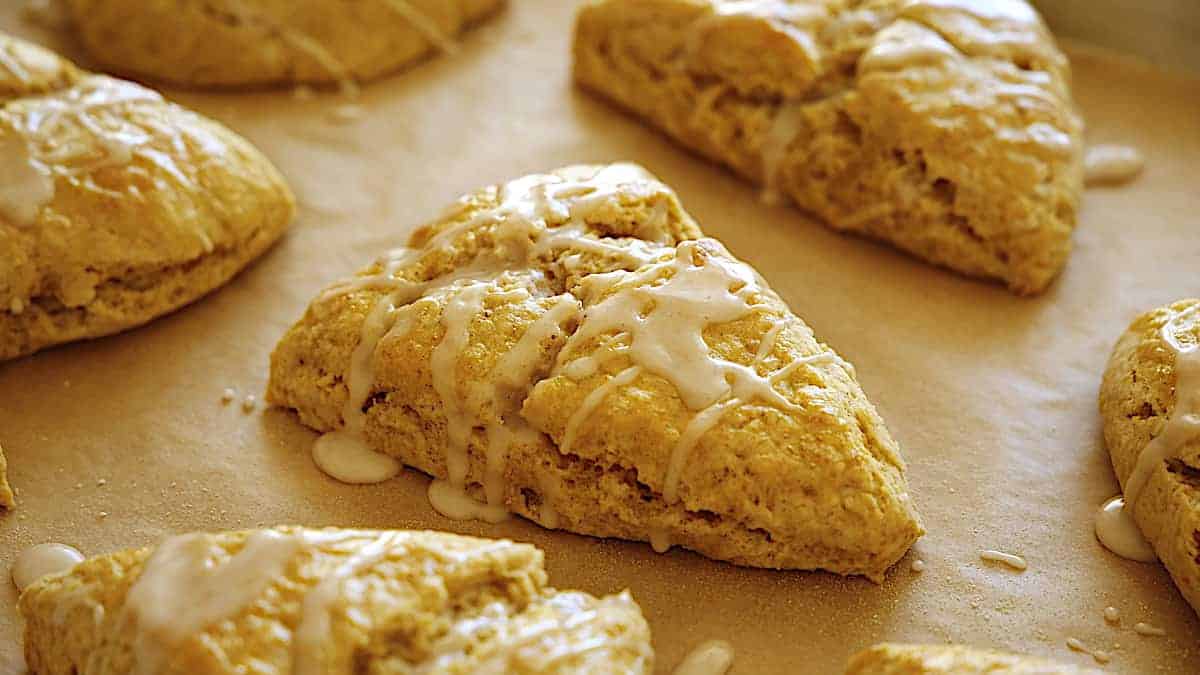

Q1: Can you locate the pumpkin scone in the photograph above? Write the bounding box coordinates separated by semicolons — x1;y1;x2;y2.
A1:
1097;299;1200;616
268;163;923;580
65;0;507;90
573;0;1084;294
0;443;13;509
0;33;295;362
19;526;652;674
845;643;1102;674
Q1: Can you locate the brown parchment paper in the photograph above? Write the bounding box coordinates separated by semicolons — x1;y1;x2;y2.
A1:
1;2;1198;672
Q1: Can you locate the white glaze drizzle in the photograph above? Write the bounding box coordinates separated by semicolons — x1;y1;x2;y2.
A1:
314;165;673;526
11;543;84;592
673;640;735;675
1093;495;1156;562
1096;304;1200;562
418;590;651;673
125;530;304;675
381;0;458;55
293;531;407;675
1084;144;1144;186
1103;605;1120;623
1133;622;1166;637
979;549;1027;571
1;76;166;229
1066;637;1111;665
759;102;805;205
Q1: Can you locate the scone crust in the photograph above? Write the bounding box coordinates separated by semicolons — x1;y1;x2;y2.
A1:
268;164;922;580
1;36;295;361
845;643;1102;674
0;443;13;509
0;34;79;102
67;0;507;88
1099;298;1200;616
573;0;1083;294
20;527;653;674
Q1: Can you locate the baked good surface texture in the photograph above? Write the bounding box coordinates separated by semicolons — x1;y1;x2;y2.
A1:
0;32;295;361
0;443;12;510
19;526;652;674
845;643;1102;674
573;0;1084;294
1099;299;1200;616
268;162;923;581
66;0;507;89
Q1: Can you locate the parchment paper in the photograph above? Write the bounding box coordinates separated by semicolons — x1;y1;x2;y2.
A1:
1;2;1198;672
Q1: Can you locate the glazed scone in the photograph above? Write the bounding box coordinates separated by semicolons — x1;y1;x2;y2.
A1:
0;443;13;509
845;643;1101;674
0;34;295;361
1099;299;1200;615
573;0;1084;294
66;0;507;89
19;526;652;674
268;163;923;580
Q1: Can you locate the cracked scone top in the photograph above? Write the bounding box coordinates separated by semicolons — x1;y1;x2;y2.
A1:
573;0;1084;294
19;527;652;674
268;163;923;580
845;643;1102;674
65;0;507;90
0;33;294;361
1099;299;1200;617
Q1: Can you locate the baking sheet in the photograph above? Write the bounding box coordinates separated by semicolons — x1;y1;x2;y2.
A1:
1;2;1198;672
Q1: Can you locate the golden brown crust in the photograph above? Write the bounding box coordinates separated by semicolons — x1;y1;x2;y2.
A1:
845;643;1102;674
1099;298;1200;616
0;443;13;509
20;527;653;675
0;33;79;101
268;163;922;580
573;0;1084;294
66;0;507;89
0;35;295;361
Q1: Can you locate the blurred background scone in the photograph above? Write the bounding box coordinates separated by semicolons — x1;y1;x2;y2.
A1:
20;527;653;675
845;643;1102;674
65;0;507;89
0;33;294;361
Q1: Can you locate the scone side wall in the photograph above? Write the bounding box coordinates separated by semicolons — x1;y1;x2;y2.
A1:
571;0;1084;295
268;165;923;581
66;0;509;89
1099;298;1200;617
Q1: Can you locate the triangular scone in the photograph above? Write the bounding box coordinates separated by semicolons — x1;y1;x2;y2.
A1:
1;34;295;361
573;0;1084;294
845;643;1102;674
20;527;652;674
0;443;13;509
268;163;923;580
66;0;506;90
1099;299;1200;616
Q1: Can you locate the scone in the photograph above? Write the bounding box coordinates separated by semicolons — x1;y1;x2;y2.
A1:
0;443;13;509
20;526;652;674
1;34;295;361
845;643;1101;674
66;0;507;90
573;0;1084;294
268;163;923;580
1099;299;1200;615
